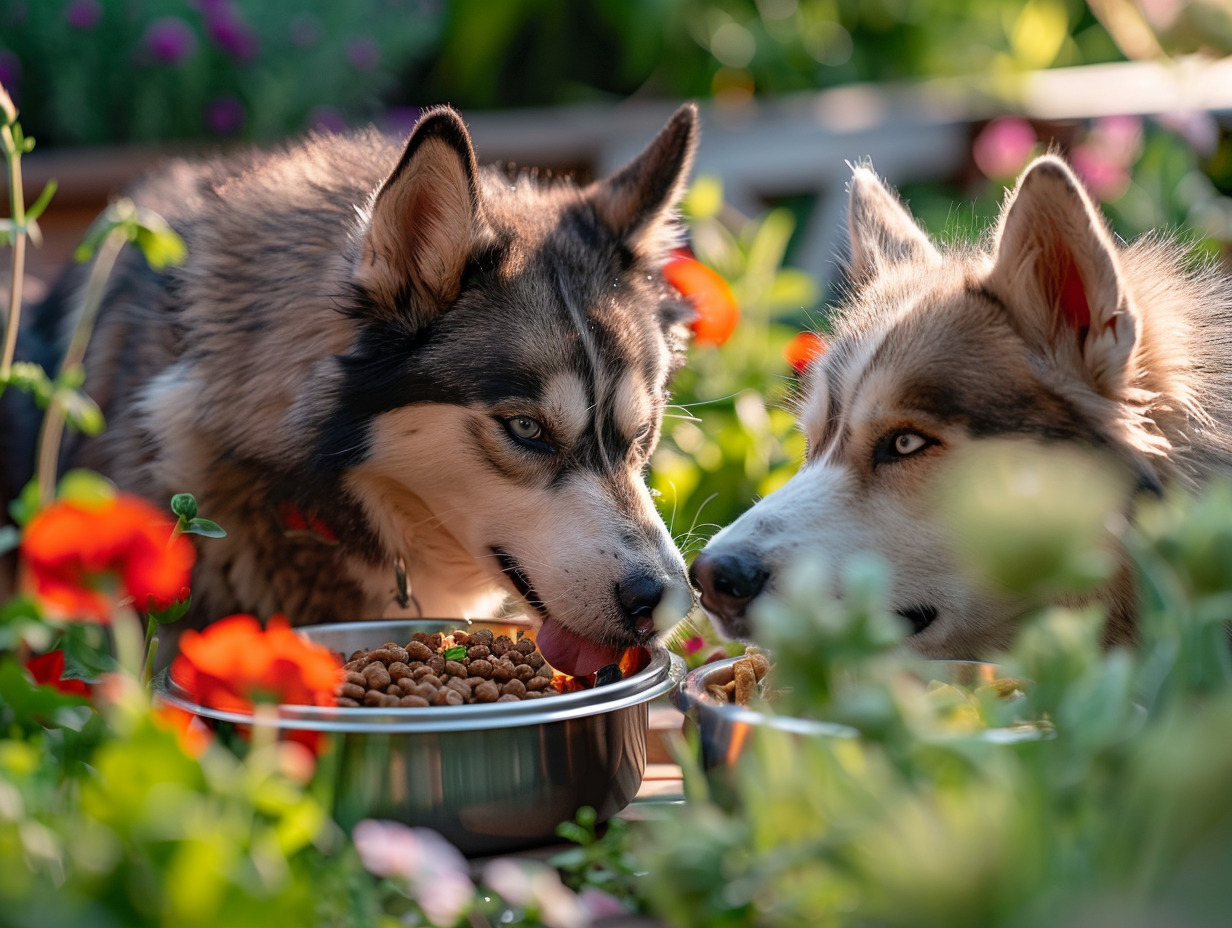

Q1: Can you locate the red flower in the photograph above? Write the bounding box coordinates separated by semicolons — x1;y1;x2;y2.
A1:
25;650;90;697
21;495;195;622
663;252;740;347
784;331;828;375
171;614;342;713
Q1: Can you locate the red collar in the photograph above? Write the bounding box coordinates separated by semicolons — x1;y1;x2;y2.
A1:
276;500;339;545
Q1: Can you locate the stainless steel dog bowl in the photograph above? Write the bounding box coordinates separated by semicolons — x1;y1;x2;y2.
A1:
670;656;857;770
156;619;685;856
671;657;1035;771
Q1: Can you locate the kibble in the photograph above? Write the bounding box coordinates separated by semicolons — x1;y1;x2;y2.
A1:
332;628;595;708
707;651;773;706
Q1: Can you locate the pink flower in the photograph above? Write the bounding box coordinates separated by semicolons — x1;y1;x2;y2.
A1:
1070;144;1131;203
142;17;198;65
483;859;585;928
683;635;707;655
973;117;1037;181
353;821;474;926
65;0;102;30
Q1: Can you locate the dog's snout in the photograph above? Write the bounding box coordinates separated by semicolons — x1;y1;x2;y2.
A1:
617;573;665;636
690;550;768;620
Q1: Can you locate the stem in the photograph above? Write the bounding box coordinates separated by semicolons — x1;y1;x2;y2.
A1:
0;112;26;385
112;603;145;681
34;226;127;505
143;614;159;686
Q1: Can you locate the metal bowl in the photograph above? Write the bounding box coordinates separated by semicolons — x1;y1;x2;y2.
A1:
671;657;1032;771
155;618;685;856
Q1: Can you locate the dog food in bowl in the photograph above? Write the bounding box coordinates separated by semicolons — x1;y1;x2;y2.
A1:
703;651;773;706
334;627;646;708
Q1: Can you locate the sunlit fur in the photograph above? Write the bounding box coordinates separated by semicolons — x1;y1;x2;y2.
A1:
4;105;701;661
695;156;1232;659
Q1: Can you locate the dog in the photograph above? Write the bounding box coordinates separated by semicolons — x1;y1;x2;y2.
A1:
691;154;1232;659
6;104;700;675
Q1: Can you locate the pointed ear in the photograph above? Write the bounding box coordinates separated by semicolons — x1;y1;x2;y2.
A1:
588;103;699;260
356;107;482;319
846;166;940;281
986;155;1136;397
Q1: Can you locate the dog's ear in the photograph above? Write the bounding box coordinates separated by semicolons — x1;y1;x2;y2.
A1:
357;107;482;320
988;155;1135;397
588;103;699;260
846;166;940;281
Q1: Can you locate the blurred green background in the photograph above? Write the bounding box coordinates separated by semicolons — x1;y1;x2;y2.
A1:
3;0;1232;544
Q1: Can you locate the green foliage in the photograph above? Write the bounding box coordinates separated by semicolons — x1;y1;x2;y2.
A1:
635;471;1232;928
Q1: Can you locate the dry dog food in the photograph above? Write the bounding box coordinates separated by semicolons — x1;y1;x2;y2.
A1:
706;652;772;706
334;628;564;708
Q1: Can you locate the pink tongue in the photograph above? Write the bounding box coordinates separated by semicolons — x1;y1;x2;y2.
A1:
534;618;623;678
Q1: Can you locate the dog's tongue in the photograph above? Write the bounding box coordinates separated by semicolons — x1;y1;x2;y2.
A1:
534;618;623;679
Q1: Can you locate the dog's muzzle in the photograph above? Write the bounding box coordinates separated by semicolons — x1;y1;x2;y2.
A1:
689;549;769;633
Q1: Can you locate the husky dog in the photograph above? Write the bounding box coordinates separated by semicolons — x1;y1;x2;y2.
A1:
10;105;700;675
691;155;1232;658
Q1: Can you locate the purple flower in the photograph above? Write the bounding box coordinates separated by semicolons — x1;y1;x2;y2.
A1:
353;821;474;927
65;0;102;30
346;36;380;72
307;105;346;134
1157;110;1219;158
203;2;259;61
143;17;198;66
0;49;21;90
204;96;245;135
972;117;1036;181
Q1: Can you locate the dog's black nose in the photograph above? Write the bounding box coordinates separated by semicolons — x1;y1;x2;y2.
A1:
617;573;665;636
689;550;768;621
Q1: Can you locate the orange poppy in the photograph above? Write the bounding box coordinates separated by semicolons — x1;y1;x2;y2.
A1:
21;495;195;622
663;252;740;347
171;613;342;712
784;331;828;375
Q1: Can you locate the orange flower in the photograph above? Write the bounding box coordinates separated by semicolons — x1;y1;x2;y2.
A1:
784;331;828;375
25;649;90;698
152;703;213;756
21;495;195;622
663;252;740;347
171;613;342;712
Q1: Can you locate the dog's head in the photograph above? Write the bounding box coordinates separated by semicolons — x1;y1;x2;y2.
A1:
693;155;1160;658
328;105;700;675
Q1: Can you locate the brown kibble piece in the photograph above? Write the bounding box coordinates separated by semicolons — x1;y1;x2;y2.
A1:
405;640;434;662
363;690;387;707
400;694;430;707
514;664;535;681
344;671;367;687
337;697;360;708
444;660;468;678
496;694;520;703
435;688;465;706
536;664;554;679
526;652;545;669
469;659;492;678
492;660;515;682
417;674;442;689
427;655;446;674
472;628;494;644
388;661;413;681
501;678;527;698
411;665;435;681
526;676;551;691
474;680;500;702
492;635;514;655
465;676;486;688
385;684;403;697
466;645;491;661
338;682;365;700
363;662;391;690
747;652;771;680
452;631;470;646
515;638;535;655
446;677;472;699
343;659;364;672
733;659;756;704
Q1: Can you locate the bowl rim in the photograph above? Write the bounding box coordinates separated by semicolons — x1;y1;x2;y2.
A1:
154;618;686;733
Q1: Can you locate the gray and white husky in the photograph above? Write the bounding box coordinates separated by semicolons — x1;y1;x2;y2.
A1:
10;105;700;675
692;155;1232;658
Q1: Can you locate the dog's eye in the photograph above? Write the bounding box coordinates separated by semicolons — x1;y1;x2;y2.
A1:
875;429;936;465
502;416;550;449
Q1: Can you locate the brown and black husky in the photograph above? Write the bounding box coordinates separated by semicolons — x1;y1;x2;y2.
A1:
3;104;701;675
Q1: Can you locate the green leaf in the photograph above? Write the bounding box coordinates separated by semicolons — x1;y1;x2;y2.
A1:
59;388;106;436
443;645;466;662
25;178;57;222
3;361;54;404
0;657;91;732
133;222;187;269
0;525;18;557
58;622;116;681
769;269;821;311
184;518;226;538
146;593;192;625
57;469;115;506
683;175;724;221
170;493;198;520
8;479;41;527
